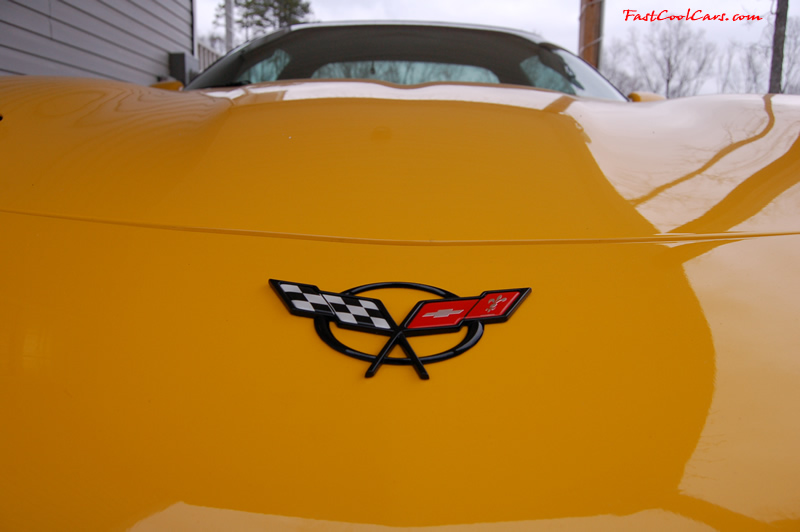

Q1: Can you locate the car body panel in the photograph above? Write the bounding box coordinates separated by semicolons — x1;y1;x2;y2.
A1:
3;77;800;242
1;76;800;530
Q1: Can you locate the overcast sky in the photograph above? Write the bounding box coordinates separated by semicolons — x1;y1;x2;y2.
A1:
195;0;796;54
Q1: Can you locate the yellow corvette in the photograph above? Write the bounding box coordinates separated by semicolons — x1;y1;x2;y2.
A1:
1;22;799;531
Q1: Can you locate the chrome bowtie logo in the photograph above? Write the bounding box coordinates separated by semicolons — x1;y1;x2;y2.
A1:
270;280;530;380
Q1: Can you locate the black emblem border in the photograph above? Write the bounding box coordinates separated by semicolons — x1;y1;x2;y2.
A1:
272;280;530;380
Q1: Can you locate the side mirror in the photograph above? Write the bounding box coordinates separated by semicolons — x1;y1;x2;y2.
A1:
628;91;666;102
150;80;184;91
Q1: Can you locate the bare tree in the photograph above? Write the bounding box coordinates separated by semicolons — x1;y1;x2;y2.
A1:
716;40;767;93
742;42;769;92
717;17;800;94
600;38;638;96
601;22;715;98
638;22;716;97
716;42;740;93
781;18;800;93
607;11;800;96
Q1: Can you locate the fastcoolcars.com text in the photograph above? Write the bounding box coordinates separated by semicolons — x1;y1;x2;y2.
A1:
623;9;763;22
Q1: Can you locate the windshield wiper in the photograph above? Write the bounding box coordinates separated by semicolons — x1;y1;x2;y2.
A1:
210;80;252;88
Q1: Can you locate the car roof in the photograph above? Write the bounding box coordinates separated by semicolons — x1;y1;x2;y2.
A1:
239;20;549;54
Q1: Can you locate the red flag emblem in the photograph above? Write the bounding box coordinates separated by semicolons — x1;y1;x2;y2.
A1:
405;298;479;329
272;280;530;379
404;289;529;331
465;291;521;319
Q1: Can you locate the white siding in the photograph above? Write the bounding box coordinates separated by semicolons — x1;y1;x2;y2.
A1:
0;0;194;84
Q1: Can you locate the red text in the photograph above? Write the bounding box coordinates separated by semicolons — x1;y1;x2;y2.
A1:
623;9;763;22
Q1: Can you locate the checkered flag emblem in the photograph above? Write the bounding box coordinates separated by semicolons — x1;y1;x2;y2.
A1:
275;281;335;316
322;293;391;330
271;280;393;331
271;279;531;380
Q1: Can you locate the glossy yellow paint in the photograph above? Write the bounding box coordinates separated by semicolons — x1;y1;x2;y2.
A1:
627;91;666;102
1;77;799;530
149;80;184;91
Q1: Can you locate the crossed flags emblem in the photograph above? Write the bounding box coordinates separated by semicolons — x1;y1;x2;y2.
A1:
270;280;530;379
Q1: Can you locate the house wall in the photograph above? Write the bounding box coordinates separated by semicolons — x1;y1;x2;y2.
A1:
0;0;194;84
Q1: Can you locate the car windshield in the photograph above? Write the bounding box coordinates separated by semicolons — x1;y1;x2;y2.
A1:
187;24;626;101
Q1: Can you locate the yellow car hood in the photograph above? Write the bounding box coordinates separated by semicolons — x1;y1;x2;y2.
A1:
1;78;799;530
2;77;799;241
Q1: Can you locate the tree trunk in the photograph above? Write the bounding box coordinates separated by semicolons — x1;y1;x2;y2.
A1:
579;0;604;68
770;0;790;93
